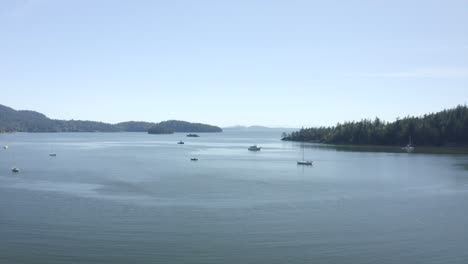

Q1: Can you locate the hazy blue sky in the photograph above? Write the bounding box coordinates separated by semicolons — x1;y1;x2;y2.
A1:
1;0;467;127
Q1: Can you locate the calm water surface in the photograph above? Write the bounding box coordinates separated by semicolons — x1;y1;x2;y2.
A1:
1;131;468;264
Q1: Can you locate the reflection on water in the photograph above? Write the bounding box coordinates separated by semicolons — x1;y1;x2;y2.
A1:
1;131;468;264
298;142;468;154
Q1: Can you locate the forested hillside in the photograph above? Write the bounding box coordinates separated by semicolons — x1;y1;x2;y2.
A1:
0;104;222;134
283;105;468;147
148;120;223;134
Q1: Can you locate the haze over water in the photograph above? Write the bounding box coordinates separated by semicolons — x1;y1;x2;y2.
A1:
1;131;468;263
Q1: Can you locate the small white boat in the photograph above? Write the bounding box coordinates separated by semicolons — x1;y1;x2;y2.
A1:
248;145;261;151
177;141;185;145
3;145;8;150
12;167;19;173
402;136;415;152
403;146;414;152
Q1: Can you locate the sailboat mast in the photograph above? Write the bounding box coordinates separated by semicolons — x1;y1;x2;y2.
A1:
302;144;305;160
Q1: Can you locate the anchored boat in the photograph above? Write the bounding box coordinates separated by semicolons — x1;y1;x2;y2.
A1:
248;145;261;151
402;136;415;152
297;144;313;166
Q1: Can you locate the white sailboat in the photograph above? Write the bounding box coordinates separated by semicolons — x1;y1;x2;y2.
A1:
297;144;313;165
402;136;415;152
10;150;19;173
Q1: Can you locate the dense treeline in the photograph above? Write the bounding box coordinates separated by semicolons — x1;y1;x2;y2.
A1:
147;125;175;134
148;120;223;134
0;104;222;133
115;121;156;132
0;104;121;132
283;105;468;147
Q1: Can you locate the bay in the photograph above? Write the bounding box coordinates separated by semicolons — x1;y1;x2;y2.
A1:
1;131;468;264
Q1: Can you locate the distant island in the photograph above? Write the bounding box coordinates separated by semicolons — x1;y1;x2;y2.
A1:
148;121;222;134
224;125;298;131
114;121;155;132
282;105;468;147
0;104;222;134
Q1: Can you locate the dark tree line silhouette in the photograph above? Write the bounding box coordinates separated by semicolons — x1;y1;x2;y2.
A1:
0;104;222;133
148;120;223;134
283;105;468;147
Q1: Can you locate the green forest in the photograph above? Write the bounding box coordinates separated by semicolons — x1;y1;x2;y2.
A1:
282;105;468;147
148;120;223;134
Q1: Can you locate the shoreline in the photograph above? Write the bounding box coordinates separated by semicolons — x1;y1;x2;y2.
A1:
282;139;468;155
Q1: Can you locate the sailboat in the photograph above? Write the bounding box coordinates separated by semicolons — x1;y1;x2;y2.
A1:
49;144;57;157
10;150;19;172
49;145;57;157
297;144;313;165
402;136;415;152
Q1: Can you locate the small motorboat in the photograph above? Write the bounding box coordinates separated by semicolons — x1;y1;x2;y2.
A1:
248;145;261;151
49;153;57;157
190;158;198;161
3;145;8;150
297;160;313;166
186;134;200;137
177;141;185;145
12;167;20;173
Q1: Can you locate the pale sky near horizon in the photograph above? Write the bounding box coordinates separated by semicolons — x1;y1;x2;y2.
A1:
1;0;467;127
